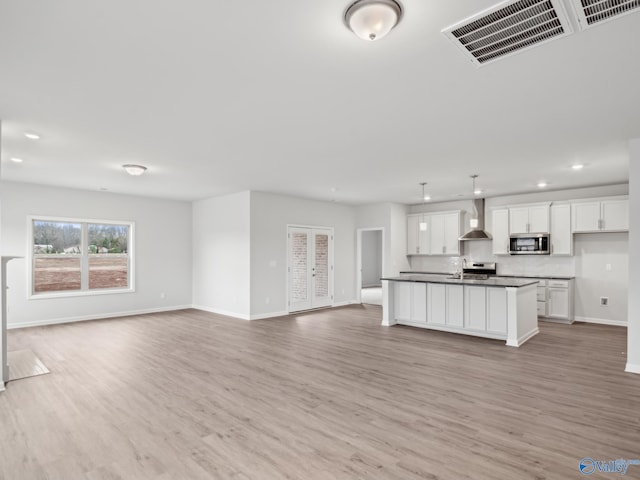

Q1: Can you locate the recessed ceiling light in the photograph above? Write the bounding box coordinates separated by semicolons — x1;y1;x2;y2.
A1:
537;182;548;188
572;164;584;170
122;164;147;176
474;189;482;195
24;132;40;140
10;157;24;163
424;195;431;201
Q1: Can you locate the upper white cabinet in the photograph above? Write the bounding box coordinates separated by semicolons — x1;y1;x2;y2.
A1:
572;198;628;233
407;211;460;256
429;212;461;256
492;209;510;255
407;214;429;255
509;204;549;234
550;203;572;255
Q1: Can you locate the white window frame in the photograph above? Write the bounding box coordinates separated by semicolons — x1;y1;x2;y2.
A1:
27;215;135;299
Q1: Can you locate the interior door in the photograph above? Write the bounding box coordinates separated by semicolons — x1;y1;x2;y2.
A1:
288;227;333;312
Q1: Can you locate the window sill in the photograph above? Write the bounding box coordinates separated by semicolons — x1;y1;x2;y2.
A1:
29;287;135;300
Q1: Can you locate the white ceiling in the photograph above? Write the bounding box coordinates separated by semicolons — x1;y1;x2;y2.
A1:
0;0;638;205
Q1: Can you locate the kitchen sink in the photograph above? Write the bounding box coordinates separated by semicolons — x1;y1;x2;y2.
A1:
447;274;490;280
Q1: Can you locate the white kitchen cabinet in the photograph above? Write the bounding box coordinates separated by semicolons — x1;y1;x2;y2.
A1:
486;288;508;334
407;214;429;255
492;209;510;255
412;283;427;323
429;212;461;255
446;285;464;327
464;286;486;331
550;203;572;255
536;278;574;323
427;283;463;326
509;204;549;234
394;282;427;323
394;282;412;321
427;283;447;325
547;286;569;319
601;200;629;231
572;198;628;233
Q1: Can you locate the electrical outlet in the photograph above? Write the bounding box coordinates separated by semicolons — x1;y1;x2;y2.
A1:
265;297;270;305
600;297;609;306
606;263;612;271
160;292;166;299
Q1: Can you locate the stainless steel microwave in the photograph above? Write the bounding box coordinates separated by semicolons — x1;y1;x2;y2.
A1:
509;233;550;255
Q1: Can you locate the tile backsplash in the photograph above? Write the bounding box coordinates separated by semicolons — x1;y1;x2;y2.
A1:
408;240;575;277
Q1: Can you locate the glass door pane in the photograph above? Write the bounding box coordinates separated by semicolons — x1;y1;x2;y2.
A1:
314;234;329;297
291;232;309;303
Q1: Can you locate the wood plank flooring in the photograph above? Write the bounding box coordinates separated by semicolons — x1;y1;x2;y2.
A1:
1;306;639;479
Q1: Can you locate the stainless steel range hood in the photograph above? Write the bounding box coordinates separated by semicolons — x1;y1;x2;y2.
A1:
459;198;492;241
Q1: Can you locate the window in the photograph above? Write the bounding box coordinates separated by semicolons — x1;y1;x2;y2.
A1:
29;216;134;297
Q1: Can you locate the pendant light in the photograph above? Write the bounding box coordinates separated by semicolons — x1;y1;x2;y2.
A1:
344;0;403;41
470;175;479;229
419;182;428;231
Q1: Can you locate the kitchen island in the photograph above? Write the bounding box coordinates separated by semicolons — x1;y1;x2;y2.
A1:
382;274;539;347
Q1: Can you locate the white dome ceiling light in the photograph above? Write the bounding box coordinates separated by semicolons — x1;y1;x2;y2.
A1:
122;164;147;176
345;0;403;41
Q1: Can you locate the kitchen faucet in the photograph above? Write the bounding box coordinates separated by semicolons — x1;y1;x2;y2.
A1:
459;257;467;280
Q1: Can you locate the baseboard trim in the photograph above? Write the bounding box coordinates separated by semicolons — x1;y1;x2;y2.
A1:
625;363;640;374
249;311;289;321
191;305;251;321
0;382;5;392
574;316;627;327
7;305;193;330
506;327;540;347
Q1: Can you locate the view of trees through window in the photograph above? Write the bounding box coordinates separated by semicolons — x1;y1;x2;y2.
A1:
32;219;131;294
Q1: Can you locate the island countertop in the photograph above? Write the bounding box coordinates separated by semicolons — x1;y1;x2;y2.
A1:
400;271;575;280
382;274;539;288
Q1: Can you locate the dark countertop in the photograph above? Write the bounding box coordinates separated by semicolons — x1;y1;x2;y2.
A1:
383;274;539;288
400;271;575;280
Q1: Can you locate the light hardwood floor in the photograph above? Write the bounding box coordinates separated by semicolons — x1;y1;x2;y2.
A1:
1;306;639;479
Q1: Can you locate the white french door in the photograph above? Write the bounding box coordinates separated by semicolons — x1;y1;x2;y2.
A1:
288;226;333;313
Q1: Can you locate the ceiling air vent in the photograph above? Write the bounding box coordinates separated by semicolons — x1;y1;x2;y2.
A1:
569;0;640;30
442;0;574;66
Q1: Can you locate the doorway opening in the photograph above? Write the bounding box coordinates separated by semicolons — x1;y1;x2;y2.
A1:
356;228;384;306
287;226;334;313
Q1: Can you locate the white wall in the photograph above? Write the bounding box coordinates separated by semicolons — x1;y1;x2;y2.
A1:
355;202;410;279
627;139;640;373
408;184;630;324
192;191;251;319
0;181;192;328
250;192;356;318
361;230;382;287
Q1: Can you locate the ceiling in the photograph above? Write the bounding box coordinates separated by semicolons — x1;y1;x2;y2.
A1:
0;0;638;205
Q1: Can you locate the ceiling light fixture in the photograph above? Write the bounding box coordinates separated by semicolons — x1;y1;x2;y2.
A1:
24;132;40;140
122;164;147;176
419;182;428;231
10;157;24;163
470;175;480;228
537;181;548;188
572;164;584;170
345;0;402;41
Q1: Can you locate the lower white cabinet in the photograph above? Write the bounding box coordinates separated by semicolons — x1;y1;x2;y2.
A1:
547;283;570;320
464;286;486;331
446;285;464;327
394;282;427;323
427;283;446;325
486;288;508;335
535;278;574;322
425;283;508;335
